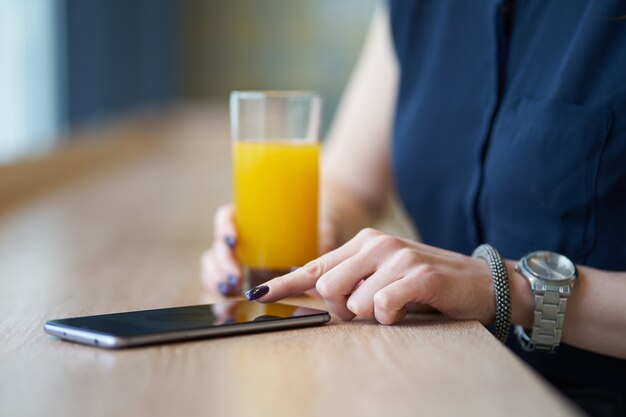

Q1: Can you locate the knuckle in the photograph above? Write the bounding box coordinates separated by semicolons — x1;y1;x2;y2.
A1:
357;227;381;240
411;264;440;302
419;264;439;288
417;263;437;278
373;234;394;248
393;247;419;265
315;276;334;298
346;297;368;317
363;234;401;254
217;203;232;216
382;235;402;250
304;259;325;278
373;291;393;312
214;207;227;223
214;204;235;231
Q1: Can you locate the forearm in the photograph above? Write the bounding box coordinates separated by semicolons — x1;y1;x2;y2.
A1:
320;179;382;249
561;266;626;358
319;4;398;251
506;260;626;359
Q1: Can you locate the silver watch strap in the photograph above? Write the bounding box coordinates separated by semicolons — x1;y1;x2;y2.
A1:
515;286;567;353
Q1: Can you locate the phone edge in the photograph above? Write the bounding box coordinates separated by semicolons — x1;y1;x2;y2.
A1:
44;312;331;349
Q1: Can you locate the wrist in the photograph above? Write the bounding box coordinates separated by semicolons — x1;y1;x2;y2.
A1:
472;244;511;342
318;214;339;254
505;259;534;328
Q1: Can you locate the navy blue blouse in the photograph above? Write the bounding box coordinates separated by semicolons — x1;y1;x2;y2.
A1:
389;0;626;411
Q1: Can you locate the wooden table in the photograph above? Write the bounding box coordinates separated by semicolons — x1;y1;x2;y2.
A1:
0;104;579;417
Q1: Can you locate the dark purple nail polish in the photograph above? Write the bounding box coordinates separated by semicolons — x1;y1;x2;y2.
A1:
224;235;236;249
245;285;269;301
227;274;238;287
290;266;299;272
218;281;230;295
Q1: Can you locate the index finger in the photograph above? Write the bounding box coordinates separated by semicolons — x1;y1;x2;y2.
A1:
246;228;380;302
247;267;319;302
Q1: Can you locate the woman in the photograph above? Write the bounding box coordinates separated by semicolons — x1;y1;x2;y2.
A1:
202;2;626;415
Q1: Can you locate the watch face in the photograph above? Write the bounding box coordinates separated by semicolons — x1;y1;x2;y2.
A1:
524;251;576;282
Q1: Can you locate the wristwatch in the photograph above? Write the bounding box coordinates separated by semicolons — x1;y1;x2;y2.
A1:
514;251;577;353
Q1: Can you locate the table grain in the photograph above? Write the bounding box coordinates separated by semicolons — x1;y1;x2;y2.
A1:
0;104;579;417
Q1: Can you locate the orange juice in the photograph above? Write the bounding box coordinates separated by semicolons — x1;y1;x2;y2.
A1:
233;141;318;280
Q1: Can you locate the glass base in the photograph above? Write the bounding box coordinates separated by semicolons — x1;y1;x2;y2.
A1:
242;267;291;293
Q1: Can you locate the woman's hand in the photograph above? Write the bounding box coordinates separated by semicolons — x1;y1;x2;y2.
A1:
201;204;242;296
200;203;340;297
247;228;499;325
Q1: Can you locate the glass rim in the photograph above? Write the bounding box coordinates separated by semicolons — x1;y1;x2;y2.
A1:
231;90;319;100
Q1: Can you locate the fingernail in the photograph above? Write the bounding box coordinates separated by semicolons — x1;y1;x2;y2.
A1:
245;285;269;301
224;235;236;249
218;281;230;295
227;274;238;287
290;266;299;272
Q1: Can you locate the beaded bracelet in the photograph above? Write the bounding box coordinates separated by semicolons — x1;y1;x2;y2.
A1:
472;244;512;343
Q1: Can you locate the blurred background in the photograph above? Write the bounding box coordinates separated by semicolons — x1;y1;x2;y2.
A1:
0;0;377;164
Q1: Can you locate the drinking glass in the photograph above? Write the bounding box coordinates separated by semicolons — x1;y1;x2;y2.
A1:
230;91;321;291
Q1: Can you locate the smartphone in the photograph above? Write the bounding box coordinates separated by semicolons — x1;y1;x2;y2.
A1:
44;301;330;349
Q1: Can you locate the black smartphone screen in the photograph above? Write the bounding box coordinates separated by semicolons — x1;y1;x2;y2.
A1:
44;301;330;348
